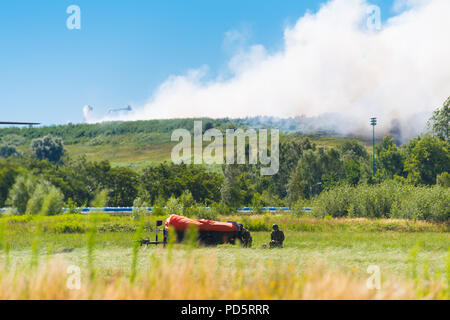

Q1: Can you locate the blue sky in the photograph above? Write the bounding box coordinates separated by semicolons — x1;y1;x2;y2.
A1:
1;0;396;125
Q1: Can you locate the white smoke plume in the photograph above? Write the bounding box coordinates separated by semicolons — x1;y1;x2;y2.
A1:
83;105;93;123
90;0;450;141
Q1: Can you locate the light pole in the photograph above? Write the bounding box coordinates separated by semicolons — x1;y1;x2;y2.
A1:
370;117;377;176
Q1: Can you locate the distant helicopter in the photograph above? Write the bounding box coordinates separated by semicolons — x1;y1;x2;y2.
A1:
108;105;132;114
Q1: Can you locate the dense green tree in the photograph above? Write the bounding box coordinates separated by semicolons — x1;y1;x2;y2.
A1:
376;135;404;179
28;158;134;207
343;160;362;186
286;170;306;204
318;148;343;189
39;161;88;206
236;168;258;206
141;162;222;204
340;140;369;160
108;167;138;207
287;149;331;202
0;159;20;207
404;136;449;185
287;143;370;202
64;159;138;207
84;160;113;191
0;144;21;158
30;135;65;163
270;138;315;199
21;157;93;206
427;97;449;141
221;164;244;209
340;141;373;185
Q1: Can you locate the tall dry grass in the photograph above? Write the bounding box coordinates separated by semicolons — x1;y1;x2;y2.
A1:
0;249;447;300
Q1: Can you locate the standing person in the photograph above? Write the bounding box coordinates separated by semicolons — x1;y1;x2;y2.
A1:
270;224;285;248
241;228;253;248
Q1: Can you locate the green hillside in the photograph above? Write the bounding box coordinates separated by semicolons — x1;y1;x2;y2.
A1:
0;118;373;169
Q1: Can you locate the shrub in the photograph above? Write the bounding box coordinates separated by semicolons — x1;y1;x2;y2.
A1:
66;198;80;214
180;190;195;210
314;184;354;218
90;189;109;208
436;172;450;187
391;186;449;222
151;196;165;216
241;217;270;232
292;198;310;217
210;202;233;215
166;196;182;215
0;134;26;147
132;197;148;220
6;174;36;214
194;206;218;220
26;182;50;215
314;181;449;222
348;182;402;218
50;219;86;233
25;181;64;215
251;192;264;215
40;186;64;215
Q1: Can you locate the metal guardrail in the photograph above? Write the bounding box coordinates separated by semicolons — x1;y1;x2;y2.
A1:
66;207;151;213
236;207;312;213
1;207;312;214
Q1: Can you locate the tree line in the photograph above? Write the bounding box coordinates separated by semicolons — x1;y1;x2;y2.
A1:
0;99;448;218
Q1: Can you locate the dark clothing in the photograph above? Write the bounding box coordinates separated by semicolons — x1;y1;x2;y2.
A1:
270;230;285;248
241;229;253;248
271;230;285;242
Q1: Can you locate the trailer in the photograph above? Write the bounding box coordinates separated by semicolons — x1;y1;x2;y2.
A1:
140;214;252;247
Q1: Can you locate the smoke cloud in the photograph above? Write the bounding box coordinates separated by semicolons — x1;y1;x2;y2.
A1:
90;0;450;142
83;105;94;123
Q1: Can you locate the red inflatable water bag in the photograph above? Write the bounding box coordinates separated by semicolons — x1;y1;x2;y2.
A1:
165;214;238;232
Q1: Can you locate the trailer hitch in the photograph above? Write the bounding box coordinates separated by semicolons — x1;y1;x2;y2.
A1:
139;220;167;246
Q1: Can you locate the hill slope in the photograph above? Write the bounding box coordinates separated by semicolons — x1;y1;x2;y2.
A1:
0;118;373;169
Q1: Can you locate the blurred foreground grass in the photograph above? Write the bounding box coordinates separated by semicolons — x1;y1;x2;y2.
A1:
1;246;448;299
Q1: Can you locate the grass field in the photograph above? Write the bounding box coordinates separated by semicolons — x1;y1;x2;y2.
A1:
5;231;449;278
1;215;448;299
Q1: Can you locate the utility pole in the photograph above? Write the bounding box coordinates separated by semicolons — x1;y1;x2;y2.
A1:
370;117;377;176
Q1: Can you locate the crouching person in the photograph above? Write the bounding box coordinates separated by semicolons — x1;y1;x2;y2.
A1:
270;224;284;248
